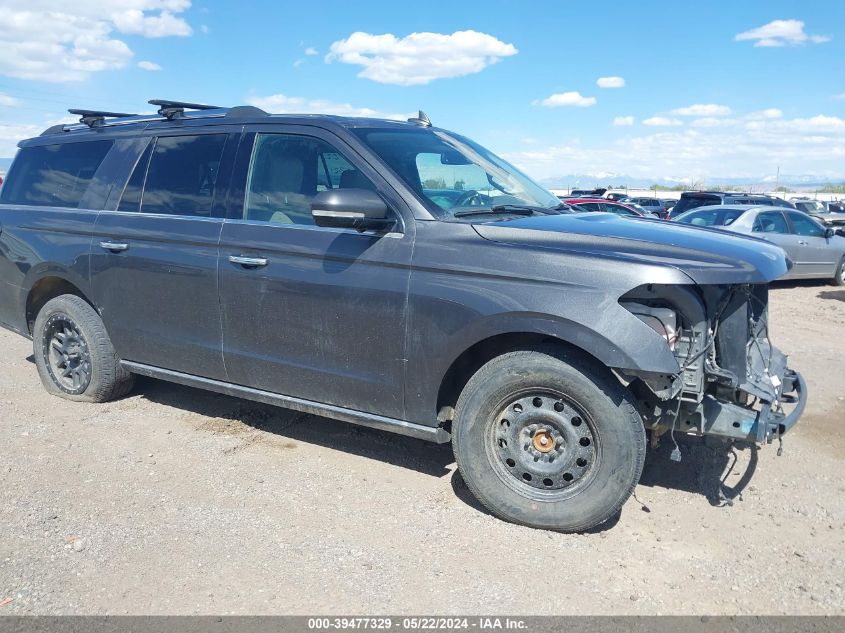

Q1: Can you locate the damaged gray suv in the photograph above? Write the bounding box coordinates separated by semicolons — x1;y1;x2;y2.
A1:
0;101;806;532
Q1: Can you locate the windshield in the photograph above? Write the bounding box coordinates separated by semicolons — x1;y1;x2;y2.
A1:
351;127;561;218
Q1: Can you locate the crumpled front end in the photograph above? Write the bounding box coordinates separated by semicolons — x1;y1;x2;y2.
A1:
621;283;807;450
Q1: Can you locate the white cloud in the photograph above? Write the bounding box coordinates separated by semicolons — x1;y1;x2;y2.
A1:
613;116;634;126
533;91;596;108
746;108;783;120
670;103;732;116
200;24;209;34
0;1;193;82
596;76;625;88
326;30;517;86
643;116;683;127
0;92;21;107
691;117;738;128
111;8;192;37
833;93;845;101
501;113;845;182
735;19;830;47
137;60;162;71
246;93;412;120
304;47;318;56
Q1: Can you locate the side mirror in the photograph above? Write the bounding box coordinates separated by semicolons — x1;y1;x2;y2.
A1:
824;227;835;238
311;189;394;232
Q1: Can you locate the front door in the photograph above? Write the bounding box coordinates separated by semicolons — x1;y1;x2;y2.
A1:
90;131;238;379
218;128;414;418
785;211;839;277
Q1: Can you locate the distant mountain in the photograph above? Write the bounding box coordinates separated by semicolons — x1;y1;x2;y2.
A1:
539;173;845;191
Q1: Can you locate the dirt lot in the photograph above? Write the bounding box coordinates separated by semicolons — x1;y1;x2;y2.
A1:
1;282;843;615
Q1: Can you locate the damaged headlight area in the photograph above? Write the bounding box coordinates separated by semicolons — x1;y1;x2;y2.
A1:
619;283;806;452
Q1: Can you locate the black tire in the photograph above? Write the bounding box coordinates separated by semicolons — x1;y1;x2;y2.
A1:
32;294;134;402
832;258;845;287
452;346;645;532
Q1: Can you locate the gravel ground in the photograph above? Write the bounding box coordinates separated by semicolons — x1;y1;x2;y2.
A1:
0;281;843;615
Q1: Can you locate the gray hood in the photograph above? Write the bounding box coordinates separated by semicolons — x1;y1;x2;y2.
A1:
473;212;790;285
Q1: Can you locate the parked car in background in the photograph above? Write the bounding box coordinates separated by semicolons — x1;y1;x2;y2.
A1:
673;205;845;285
625;197;667;218
669;192;795;218
661;199;676;214
605;192;630;201
563;198;652;218
566;188;607;197
791;199;845;232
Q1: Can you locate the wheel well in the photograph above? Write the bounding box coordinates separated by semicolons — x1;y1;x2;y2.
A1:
25;277;92;334
435;333;603;426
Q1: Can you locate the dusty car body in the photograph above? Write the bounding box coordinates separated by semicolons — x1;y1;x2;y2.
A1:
0;102;807;531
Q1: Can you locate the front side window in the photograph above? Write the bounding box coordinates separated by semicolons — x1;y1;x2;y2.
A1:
0;140;113;208
788;211;825;237
753;211;789;234
140;134;227;216
244;133;376;225
352;128;561;219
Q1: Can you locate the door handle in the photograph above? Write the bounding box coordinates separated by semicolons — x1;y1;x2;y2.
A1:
228;255;268;268
798;240;809;245
99;240;129;252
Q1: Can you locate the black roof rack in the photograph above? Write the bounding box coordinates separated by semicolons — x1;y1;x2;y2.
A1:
68;108;139;128
148;99;223;120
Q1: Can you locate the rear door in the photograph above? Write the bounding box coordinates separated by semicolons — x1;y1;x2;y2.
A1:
785;210;840;277
0;138;118;333
217;126;414;418
90;130;239;379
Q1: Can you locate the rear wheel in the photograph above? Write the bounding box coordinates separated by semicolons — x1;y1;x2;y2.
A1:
32;294;134;402
832;258;845;286
452;346;645;532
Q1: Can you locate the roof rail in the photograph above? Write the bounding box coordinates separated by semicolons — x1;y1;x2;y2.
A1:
148;99;223;120
68;108;139;128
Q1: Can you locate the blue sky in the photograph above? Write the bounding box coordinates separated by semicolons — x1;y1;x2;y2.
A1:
0;0;842;183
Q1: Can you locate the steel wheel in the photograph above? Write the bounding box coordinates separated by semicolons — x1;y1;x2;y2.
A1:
485;390;600;498
42;313;92;395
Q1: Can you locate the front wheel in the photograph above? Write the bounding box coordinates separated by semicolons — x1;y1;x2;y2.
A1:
452;347;645;532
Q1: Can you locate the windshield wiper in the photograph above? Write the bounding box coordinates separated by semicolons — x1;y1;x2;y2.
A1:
453;205;536;218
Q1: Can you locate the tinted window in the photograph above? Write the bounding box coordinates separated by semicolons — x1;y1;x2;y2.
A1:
752;211;789;234
117;141;153;212
788;212;825;237
0;140;113;208
671;194;720;216
678;208;744;227
140;134;227;216
244;133;375;225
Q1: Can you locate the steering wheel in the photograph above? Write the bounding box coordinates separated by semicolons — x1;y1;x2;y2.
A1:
452;190;486;208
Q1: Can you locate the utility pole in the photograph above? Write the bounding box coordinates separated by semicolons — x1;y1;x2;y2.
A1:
775;165;780;194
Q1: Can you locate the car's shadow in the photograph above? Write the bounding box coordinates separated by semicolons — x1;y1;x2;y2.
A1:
134;376;455;478
127;376;757;528
818;290;845;302
639;436;758;507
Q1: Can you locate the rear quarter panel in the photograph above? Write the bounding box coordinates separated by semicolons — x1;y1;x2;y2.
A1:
0;205;97;334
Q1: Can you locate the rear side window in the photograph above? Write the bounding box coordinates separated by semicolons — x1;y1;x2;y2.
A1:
140;134;227;216
753;211;789;234
117;141;154;212
0;140;113;208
